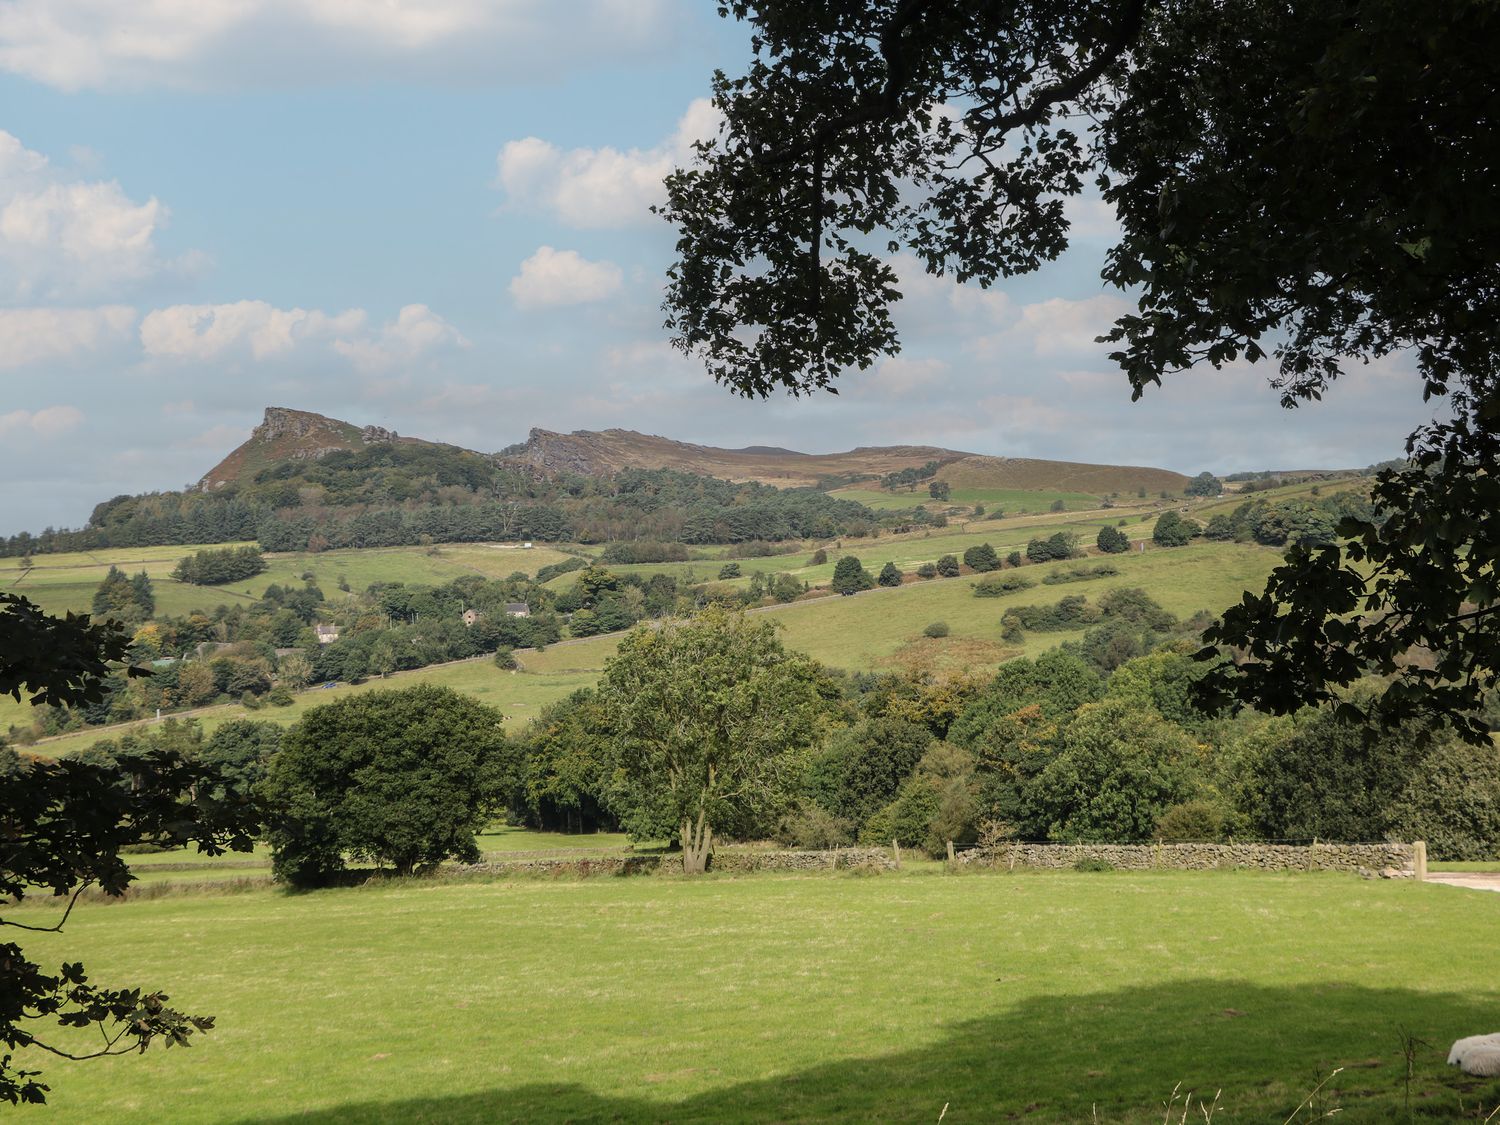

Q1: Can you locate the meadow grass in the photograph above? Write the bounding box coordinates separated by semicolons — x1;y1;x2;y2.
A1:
829;485;1103;513
13;869;1499;1123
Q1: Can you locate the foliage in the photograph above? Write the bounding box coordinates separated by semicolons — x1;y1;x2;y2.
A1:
260;685;513;885
1024;699;1198;842
922;621;949;638
862;742;979;855
1042;563;1119;585
1154;799;1228;844
0;594;145;709
805;715;934;827
1184;472;1222;498
877;561;903;587
172;546;267;586
515;689;621;835
598;607;830;872
915;562;937;579
1025;532;1078;563
1096;525;1130;554
935;554;960;578
200;720;283;801
962;543;1000;573
91;567;154;625
1151;511;1197;548
972;573;1034;597
831;555;875;595
927;480;951;501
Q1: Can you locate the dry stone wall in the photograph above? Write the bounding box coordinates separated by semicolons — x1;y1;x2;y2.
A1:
452;847;897;879
956;841;1416;874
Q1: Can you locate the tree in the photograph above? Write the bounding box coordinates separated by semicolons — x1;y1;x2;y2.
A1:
877;561;903;587
830;555;874;595
935;554;960;578
260;685;512;886
1184;472;1222;497
962;543;999;572
927;480;951;502
660;0;1500;737
201;720;283;800
599;607;828;872
0;594;254;1105
1096;525;1129;554
1151;511;1195;547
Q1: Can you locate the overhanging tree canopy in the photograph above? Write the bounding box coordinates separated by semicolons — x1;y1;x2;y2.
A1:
660;0;1499;736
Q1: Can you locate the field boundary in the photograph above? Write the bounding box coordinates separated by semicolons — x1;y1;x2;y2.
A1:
956;841;1417;875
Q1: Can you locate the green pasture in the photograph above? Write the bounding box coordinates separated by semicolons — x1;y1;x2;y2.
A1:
18;540;1280;756
15;869;1500;1123
830;485;1105;514
0;542;586;620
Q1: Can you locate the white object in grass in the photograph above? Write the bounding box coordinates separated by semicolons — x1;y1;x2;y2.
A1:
1448;1033;1500;1077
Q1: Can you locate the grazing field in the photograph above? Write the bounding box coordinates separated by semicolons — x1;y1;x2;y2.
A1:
0;542;584;619
15;870;1499;1123
828;485;1102;513
20;539;1280;757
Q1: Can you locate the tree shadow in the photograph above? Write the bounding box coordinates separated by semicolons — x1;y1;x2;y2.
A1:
240;979;1500;1123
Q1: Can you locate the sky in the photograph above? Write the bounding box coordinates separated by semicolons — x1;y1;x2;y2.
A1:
0;1;1442;536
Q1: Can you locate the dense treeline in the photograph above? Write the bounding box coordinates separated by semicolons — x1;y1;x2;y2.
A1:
172;546;268;585
1201;490;1374;547
0;450;898;557
505;606;1500;862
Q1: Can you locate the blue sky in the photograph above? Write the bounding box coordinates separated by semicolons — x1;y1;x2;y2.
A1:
0;1;1439;535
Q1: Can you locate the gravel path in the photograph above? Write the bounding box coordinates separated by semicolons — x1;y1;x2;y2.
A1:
1426;872;1500;894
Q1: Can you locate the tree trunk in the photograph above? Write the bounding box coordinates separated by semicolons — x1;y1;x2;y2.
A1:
680;810;713;875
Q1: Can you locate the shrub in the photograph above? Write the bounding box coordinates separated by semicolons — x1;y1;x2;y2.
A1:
923;621;950;638
962;543;1001;572
1042;564;1120;585
1152;510;1198;547
718;562;742;579
915;562;938;579
493;646;518;669
1006;551;1023;568
831;555;875;595
807;548;828;566
1074;856;1114;872
1154;800;1227;842
775;802;855;849
935;554;960;577
877;561;903;587
973;573;1035;597
1097;525;1130;554
1049;498;1066;512
1025;532;1079;563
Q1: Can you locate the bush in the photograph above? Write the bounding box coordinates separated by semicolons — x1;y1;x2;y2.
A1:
935;554;960;577
1096;525;1130;554
877;561;903;587
831;555;875;595
1154;800;1227;842
1049;498;1066;512
718;562;742;579
915;562;938;579
1001;595;1101;632
923;621;950;638
775;802;855;849
1006;551;1023;568
1042;564;1120;585
1152;511;1199;547
493;646;518;670
172;546;267;586
1025;532;1079;563
1074;856;1114;872
266;685;295;707
962;543;1001;572
972;573;1035;597
807;548;828;566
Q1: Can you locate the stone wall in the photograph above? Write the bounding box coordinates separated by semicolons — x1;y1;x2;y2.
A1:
452;847;897;879
955;841;1416;874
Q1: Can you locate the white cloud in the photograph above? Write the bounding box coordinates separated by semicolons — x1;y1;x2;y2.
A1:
0;404;83;438
970;294;1133;359
333;304;469;372
495;98;719;228
0;130;173;299
0;305;135;369
851;356;947;398
509;246;623;309
0;0;681;91
139;299;466;372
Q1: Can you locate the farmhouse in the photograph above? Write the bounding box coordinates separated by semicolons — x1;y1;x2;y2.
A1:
462;608;482;626
314;624;340;645
505;602;531;617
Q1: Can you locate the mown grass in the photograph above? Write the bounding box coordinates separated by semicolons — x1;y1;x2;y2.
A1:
14;869;1499;1123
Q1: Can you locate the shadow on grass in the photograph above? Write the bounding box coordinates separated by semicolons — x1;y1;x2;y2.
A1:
239;979;1500;1123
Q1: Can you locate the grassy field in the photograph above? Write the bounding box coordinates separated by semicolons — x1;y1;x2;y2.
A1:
13;869;1499;1123
828;486;1102;514
20;539;1280;757
0;542;584;620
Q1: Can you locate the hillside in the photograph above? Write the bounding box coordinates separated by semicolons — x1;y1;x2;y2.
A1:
511;427;965;485
197;406;452;490
935;454;1189;495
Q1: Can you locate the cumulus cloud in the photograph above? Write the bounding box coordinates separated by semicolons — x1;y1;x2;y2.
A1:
0;0;681;91
0;404;83;438
140;299;465;369
495;98;719;228
0;305;135;369
0;130;173;299
509;246;623;309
